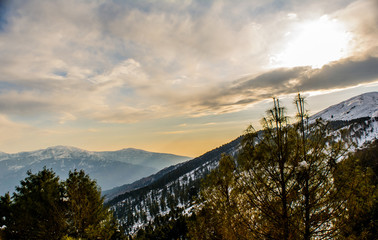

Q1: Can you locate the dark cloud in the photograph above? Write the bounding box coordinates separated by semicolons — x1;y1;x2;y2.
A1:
301;56;378;91
196;56;378;112
0;94;54;115
235;67;308;91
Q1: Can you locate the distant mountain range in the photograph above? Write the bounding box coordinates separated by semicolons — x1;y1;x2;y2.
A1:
0;147;190;195
107;91;378;235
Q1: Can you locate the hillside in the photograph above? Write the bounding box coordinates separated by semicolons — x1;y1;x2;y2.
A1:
107;92;378;236
311;91;378;121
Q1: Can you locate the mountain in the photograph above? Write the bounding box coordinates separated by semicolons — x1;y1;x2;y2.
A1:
96;148;190;170
103;163;184;202
107;92;378;235
106;136;242;202
311;91;378;121
311;91;378;148
0;146;190;195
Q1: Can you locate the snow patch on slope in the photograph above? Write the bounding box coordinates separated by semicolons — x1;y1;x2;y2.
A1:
311;92;378;121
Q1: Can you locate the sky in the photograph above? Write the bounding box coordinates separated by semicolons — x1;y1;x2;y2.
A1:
0;0;377;157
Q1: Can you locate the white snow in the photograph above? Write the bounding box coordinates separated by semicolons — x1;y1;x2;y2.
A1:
310;92;378;121
8;165;23;171
298;161;309;170
110;92;378;235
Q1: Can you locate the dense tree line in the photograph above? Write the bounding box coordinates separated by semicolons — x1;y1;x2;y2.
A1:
0;169;123;240
336;140;377;239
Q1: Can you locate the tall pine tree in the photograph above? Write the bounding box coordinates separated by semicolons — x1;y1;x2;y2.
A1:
191;95;350;240
64;169;117;239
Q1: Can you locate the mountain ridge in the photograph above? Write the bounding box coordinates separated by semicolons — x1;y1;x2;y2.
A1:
0;146;190;160
311;91;378;121
0;146;190;195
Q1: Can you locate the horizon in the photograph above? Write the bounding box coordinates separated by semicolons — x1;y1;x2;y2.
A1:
0;144;194;158
1;90;376;158
0;0;377;157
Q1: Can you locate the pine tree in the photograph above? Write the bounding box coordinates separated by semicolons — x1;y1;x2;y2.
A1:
64;169;116;239
234;98;300;239
189;154;241;239
293;94;349;239
190;95;350;240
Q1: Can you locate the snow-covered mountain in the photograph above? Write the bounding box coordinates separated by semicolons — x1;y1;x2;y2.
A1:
310;91;378;148
107;92;378;235
311;92;378;121
0;146;190;195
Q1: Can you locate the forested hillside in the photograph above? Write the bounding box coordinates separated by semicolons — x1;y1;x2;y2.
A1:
107;136;242;234
106;93;377;239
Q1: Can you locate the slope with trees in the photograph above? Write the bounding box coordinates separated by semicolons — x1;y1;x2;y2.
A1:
189;94;376;240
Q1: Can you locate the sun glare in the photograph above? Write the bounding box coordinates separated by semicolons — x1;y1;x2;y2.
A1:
272;15;352;69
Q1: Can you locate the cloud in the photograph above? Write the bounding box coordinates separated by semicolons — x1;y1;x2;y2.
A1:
0;114;34;146
156;130;190;135
0;0;262;120
301;56;378;90
0;0;377;124
333;0;378;56
193;56;378;113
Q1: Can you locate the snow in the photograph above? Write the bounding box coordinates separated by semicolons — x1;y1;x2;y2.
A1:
310;92;378;121
352;118;378;148
8;165;23;171
298;161;309;170
109;92;378;235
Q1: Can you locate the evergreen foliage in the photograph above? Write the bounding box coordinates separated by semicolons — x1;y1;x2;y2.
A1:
189;95;360;240
0;168;121;240
4;168;66;240
336;141;378;240
134;214;192;240
65;170;117;239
